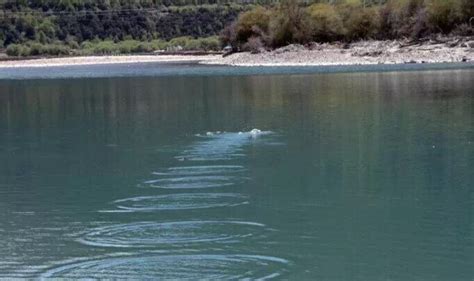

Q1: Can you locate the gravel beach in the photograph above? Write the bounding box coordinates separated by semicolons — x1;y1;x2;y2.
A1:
205;37;474;66
0;37;472;68
0;55;221;68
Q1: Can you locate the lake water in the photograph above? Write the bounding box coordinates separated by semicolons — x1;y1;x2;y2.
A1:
0;64;473;280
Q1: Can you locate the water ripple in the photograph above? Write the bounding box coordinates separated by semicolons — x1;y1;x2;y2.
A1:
152;165;246;176
176;130;272;161
77;221;267;248
39;254;289;280
145;175;243;189
101;193;249;212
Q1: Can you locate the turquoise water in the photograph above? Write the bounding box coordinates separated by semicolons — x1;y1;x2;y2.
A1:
0;65;473;279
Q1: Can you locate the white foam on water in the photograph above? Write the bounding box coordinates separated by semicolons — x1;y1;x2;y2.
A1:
176;129;272;162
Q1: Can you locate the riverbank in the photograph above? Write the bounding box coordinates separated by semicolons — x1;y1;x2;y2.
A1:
0;54;221;68
205;37;474;66
1;37;473;68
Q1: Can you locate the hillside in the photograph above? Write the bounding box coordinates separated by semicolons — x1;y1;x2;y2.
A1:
0;0;472;57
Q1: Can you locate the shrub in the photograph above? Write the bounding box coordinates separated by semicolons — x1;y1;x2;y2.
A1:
6;44;31;56
169;36;194;48
268;13;293;47
451;23;473;36
377;0;424;38
6;44;22;56
43;44;70;56
150;39;169;50
307;3;345;42
235;6;271;44
219;21;238;47
92;41;119;54
135;42;154;53
460;0;474;22
269;0;312;47
65;36;79;49
426;0;463;33
29;43;44;56
342;5;380;40
243;36;265;53
199;36;221;51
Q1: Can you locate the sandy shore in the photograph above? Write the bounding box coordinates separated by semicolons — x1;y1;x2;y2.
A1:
205;37;474;66
0;54;221;68
0;37;473;68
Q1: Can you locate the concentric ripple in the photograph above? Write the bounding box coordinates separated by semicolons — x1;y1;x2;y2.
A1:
144;175;241;189
77;221;266;248
102;193;248;212
152;165;245;176
39;254;289;279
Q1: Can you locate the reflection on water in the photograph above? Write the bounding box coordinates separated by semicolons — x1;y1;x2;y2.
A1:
39;254;289;280
0;69;473;280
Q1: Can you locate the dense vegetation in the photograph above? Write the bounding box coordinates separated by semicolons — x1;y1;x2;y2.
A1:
4;36;221;56
221;0;474;51
0;0;249;56
1;0;473;56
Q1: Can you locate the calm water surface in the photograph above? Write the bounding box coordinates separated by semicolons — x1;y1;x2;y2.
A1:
0;65;473;280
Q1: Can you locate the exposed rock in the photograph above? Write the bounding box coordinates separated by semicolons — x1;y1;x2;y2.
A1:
203;36;474;67
274;44;307;54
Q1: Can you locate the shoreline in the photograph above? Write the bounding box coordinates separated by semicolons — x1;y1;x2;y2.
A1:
0;37;473;68
204;38;474;67
0;54;221;68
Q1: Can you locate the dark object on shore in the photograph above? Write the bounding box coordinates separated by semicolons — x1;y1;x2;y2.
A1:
222;45;235;57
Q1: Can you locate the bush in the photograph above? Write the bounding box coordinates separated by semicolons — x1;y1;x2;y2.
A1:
92;41;120;54
6;44;31;56
199;36;221;51
29;43;44;56
135;43;154;53
235;6;271;44
220;22;238;47
42;44;70;56
341;5;380;40
150;39;169;51
426;0;463;33
167;36;221;51
243;36;265;53
460;0;474;22
6;44;22;56
308;4;345;42
451;23;473;36
269;0;312;47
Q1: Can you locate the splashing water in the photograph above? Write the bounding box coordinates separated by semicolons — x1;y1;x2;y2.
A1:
176;129;272;162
